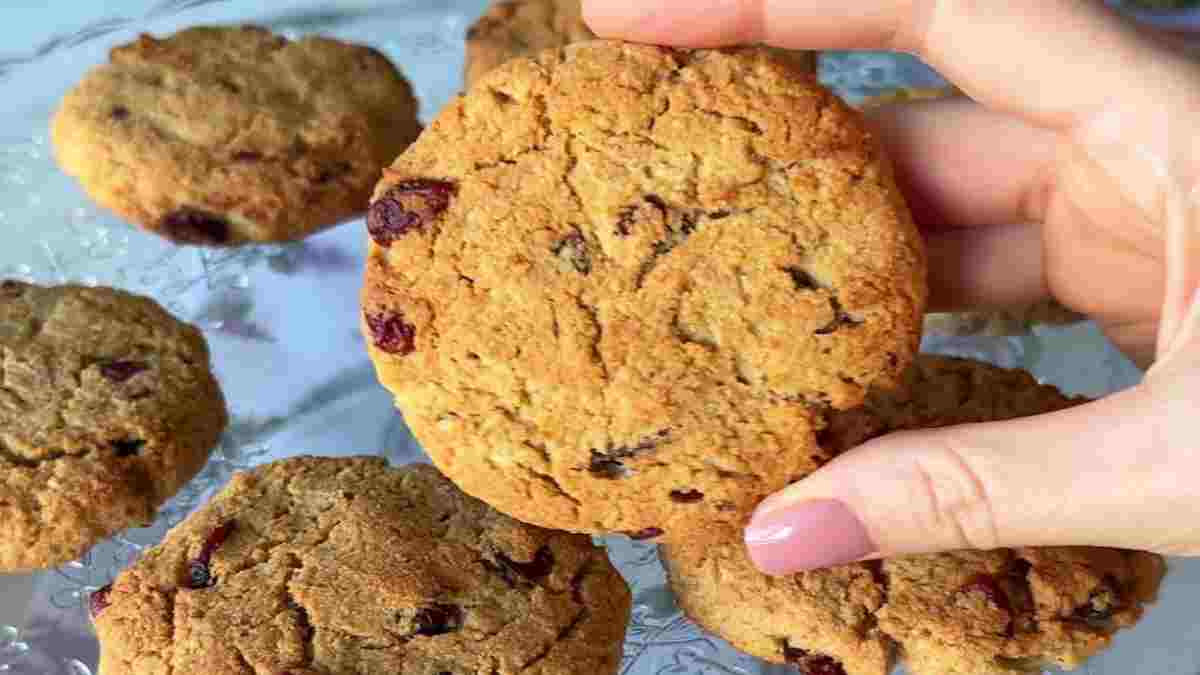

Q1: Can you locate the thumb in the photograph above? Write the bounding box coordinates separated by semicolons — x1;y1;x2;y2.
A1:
743;385;1190;575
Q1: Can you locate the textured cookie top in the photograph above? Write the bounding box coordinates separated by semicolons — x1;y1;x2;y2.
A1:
92;457;631;675
662;356;1164;675
363;41;926;537
465;0;817;87
51;25;422;245
0;281;226;572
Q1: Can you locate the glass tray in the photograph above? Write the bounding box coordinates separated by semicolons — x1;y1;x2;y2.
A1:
0;2;1196;674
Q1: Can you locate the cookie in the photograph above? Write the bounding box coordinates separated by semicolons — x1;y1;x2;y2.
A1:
858;87;1085;336
465;0;817;87
92;457;632;675
661;356;1165;675
363;41;926;539
0;281;227;572
51;25;422;245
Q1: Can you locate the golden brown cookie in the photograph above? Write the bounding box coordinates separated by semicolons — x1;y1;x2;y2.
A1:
51;25;422;245
0;281;227;572
91;457;631;675
464;0;817;87
661;356;1165;675
362;41;926;539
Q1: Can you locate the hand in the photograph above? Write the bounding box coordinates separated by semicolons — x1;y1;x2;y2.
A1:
584;0;1200;572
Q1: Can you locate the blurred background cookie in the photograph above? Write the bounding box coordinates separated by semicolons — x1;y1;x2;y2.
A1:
464;0;817;87
51;25;422;245
92;457;631;675
662;356;1164;675
0;281;227;572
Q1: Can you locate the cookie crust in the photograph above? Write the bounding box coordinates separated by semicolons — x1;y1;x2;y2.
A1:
52;25;422;245
93;457;631;675
0;281;226;572
364;42;926;538
662;356;1165;675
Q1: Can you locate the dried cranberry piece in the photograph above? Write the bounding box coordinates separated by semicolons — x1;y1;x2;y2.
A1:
412;603;464;637
487;546;555;586
669;489;704;504
365;311;417;355
100;360;149;383
626;528;664;541
505;547;555;579
367;179;456;247
111;439;146;457
186;520;236;589
161;208;231;245
784;647;847;675
111;105;130;120
232;151;262;162
803;657;846;675
89;584;113;619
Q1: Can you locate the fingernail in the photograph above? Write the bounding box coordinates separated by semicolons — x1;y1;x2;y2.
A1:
744;499;876;575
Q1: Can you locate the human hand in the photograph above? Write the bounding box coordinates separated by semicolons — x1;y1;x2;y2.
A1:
584;0;1200;571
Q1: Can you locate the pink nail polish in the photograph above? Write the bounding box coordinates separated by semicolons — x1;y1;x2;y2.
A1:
744;499;876;575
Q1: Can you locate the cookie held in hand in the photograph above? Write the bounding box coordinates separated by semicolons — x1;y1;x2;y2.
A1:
364;40;927;539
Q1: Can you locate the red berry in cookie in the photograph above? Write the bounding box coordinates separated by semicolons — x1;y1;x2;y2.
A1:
100;360;149;383
365;311;417;355
784;646;847;675
367;179;456;247
161;208;231;245
187;520;236;589
89;584;113;619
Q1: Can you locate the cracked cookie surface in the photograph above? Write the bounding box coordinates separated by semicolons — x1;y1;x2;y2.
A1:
661;356;1165;675
0;281;226;572
93;457;631;675
51;25;422;245
464;0;817;88
363;41;926;538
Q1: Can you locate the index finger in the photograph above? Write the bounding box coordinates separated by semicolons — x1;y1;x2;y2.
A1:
582;0;1196;131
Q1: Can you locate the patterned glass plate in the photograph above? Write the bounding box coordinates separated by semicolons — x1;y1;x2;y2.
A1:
0;2;1197;674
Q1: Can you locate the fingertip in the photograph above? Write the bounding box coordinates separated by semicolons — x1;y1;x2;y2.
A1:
579;0;649;40
743;499;878;575
580;0;761;47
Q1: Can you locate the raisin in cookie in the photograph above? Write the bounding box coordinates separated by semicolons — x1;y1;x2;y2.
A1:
51;25;422;245
363;42;926;539
92;457;631;675
661;356;1165;675
465;0;817;87
0;281;227;572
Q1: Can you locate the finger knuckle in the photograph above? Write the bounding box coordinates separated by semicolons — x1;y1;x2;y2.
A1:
910;432;1001;551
